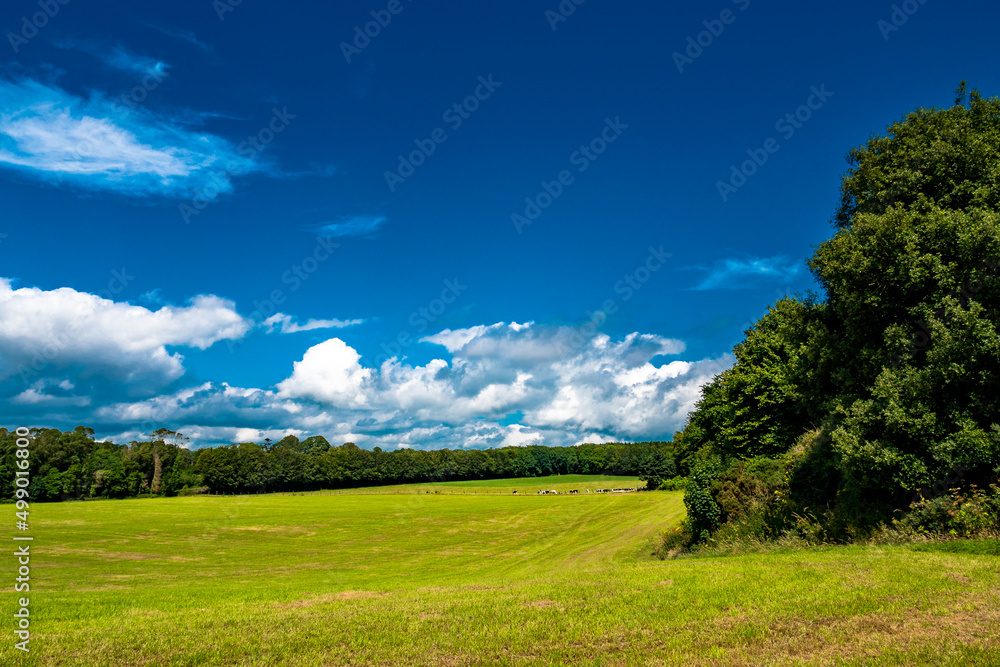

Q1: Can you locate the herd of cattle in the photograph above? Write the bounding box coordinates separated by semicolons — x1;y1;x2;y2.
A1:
530;487;638;495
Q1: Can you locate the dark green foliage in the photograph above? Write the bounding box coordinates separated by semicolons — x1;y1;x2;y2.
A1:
674;88;1000;544
683;476;720;543
835;85;1000;229
637;445;677;490
682;458;724;542
673;297;826;472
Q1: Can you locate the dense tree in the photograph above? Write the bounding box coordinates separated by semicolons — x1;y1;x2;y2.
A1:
638;448;677;490
676;86;1000;540
674;297;827;469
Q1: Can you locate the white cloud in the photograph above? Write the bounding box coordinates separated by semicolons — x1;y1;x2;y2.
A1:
0;77;259;197
263;313;363;334
1;278;730;449
276;338;372;408
273;323;727;445
0;279;250;402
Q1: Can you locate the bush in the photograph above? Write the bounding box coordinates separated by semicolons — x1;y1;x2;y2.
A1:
658;477;688;491
653;522;694;559
892;480;1000;538
683;473;720;543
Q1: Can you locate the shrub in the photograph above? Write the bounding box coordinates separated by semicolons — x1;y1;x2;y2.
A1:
683;473;720;543
893;481;1000;538
658;477;688;491
653;522;694;559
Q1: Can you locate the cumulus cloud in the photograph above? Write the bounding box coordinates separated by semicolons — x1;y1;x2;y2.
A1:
686;255;803;290
0;77;259;197
272;322;728;446
276;338;373;408
0;279;250;404
263;313;363;334
4;282;730;448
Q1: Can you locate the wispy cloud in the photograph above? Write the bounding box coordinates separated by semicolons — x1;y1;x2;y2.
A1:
0;77;259;198
137;22;213;52
686;256;803;290
54;39;170;77
263;313;364;334
317;215;386;238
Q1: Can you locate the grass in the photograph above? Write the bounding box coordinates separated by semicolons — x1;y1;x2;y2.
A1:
4;476;999;666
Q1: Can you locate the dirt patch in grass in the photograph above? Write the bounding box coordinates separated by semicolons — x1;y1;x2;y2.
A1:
230;525;311;534
273;590;388;609
526;599;559;609
103;552;160;561
45;546;159;561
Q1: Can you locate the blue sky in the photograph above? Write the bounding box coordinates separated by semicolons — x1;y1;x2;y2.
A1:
2;0;998;448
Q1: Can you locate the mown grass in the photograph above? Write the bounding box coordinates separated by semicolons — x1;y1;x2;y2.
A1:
4;477;998;666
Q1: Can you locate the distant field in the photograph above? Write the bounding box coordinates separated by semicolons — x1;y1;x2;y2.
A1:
5;486;999;666
324;473;644;495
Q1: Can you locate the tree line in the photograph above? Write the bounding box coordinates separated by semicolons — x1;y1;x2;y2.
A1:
0;426;676;502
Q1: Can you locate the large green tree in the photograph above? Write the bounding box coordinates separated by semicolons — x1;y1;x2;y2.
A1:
677;86;1000;537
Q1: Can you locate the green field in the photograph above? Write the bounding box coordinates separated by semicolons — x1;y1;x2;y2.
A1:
6;476;999;666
